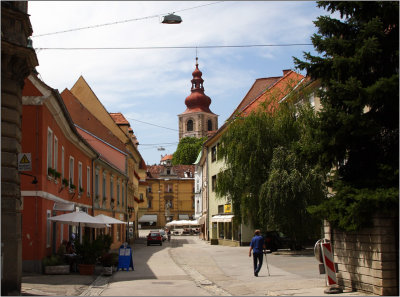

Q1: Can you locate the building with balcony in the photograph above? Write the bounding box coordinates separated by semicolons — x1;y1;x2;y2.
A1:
141;155;195;228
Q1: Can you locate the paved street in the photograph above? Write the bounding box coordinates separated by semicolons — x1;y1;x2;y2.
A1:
97;234;366;296
22;233;372;296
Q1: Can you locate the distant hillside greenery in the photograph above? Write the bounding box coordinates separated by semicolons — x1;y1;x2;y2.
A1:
172;137;206;165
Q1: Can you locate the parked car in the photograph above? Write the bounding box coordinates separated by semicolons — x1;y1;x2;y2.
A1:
147;231;163;246
263;231;300;252
159;229;167;241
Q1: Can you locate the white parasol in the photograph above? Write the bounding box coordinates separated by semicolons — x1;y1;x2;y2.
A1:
95;214;127;225
48;211;109;228
165;219;199;227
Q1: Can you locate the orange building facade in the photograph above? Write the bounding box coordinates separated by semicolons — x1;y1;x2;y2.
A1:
21;74;98;273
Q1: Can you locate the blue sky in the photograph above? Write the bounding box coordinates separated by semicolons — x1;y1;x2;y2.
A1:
28;1;327;165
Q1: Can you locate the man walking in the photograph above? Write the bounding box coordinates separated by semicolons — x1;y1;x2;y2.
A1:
249;229;265;277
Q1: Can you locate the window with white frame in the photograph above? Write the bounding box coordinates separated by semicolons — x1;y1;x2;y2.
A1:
61;146;65;179
211;145;217;162
69;156;74;188
212;175;217;192
78;162;82;193
46;210;52;247
117;180;120;205
87;166;90;196
95;169;99;198
122;184;125;207
47;128;53;171
54;136;58;172
110;176;114;199
102;172;106;199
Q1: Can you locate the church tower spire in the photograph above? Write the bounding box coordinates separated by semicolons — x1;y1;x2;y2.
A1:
178;58;218;140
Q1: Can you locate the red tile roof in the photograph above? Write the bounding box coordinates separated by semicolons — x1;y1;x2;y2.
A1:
161;154;173;161
241;71;305;115
227;77;281;121
110;113;130;125
139;158;147;170
146;165;194;179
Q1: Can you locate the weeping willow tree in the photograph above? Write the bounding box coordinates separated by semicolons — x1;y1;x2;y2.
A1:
216;100;326;243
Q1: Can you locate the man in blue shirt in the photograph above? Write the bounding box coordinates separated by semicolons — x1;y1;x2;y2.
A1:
249;229;265;277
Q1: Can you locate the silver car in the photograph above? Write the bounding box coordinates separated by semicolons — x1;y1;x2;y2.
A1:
159;229;167;241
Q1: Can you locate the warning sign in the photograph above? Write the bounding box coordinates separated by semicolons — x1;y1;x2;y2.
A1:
18;153;32;171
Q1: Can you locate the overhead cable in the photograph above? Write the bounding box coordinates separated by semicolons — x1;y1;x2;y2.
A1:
32;1;225;38
34;44;313;51
127;117;178;131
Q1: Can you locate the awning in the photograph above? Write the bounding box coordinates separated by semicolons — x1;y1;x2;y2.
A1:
138;214;157;223
179;214;189;220
53;202;75;211
211;215;234;223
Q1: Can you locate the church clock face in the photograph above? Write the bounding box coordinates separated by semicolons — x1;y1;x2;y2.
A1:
178;57;218;140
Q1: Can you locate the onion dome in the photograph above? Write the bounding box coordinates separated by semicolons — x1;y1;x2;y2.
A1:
183;58;214;114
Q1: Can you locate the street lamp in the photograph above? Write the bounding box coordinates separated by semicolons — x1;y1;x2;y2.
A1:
127;206;134;243
162;13;182;24
19;171;38;184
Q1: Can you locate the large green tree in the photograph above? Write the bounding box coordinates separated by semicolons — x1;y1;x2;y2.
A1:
172;137;206;165
216;102;326;243
294;1;399;230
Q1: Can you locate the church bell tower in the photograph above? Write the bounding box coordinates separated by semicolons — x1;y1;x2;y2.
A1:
178;58;218;140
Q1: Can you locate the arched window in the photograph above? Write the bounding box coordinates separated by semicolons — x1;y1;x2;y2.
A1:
207;119;213;131
187;120;193;131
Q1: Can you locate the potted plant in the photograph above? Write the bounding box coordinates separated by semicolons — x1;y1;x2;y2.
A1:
74;235;102;275
69;181;76;193
54;171;61;183
96;234;115;275
99;252;118;276
79;186;84;195
62;178;68;186
42;244;70;274
47;167;55;180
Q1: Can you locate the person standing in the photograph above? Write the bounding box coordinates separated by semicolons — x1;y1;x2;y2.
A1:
249;229;265;277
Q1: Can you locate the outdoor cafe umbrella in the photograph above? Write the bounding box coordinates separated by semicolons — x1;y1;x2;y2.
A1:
165;220;179;227
95;214;127;225
48;211;109;228
165;219;199;227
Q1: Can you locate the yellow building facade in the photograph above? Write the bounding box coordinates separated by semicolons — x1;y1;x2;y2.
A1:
141;156;195;229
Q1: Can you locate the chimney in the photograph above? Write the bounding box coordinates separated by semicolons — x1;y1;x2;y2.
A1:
283;69;291;76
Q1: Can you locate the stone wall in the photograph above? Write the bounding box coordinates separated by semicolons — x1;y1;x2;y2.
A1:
1;1;38;295
324;213;399;295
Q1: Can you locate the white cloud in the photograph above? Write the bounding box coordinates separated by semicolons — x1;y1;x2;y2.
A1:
28;1;324;164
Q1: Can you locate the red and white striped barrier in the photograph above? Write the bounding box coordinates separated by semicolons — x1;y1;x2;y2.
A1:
321;241;337;286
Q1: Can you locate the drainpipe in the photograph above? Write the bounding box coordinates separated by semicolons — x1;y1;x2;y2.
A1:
35;106;40;259
91;156;98;241
206;146;209;241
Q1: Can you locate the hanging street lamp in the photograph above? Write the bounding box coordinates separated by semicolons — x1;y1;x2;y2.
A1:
162;13;182;24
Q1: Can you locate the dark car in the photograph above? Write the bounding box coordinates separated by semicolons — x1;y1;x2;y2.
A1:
147;231;163;246
264;231;298;252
